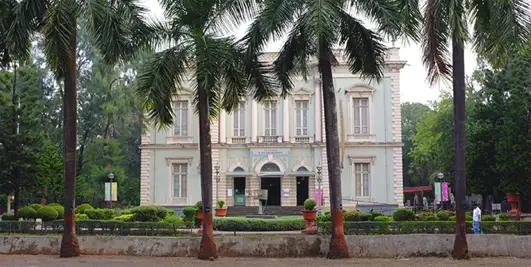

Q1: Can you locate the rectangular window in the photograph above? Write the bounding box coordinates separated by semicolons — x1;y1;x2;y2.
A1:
354;163;370;197
233;102;245;136
295;100;309;136
173;101;188;136
264;101;277;136
353;98;369;134
172;163;187;198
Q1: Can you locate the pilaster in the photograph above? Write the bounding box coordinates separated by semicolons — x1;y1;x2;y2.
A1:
140;128;151;205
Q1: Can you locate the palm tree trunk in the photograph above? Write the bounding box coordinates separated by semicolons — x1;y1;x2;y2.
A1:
451;37;469;259
60;26;80;258
196;83;218;260
320;56;350;259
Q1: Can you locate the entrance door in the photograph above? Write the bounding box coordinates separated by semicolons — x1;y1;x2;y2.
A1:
296;176;309;206
261;177;281;206
233;177;246;206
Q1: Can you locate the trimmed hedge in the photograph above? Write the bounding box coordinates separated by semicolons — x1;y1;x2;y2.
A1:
393;209;415;221
36;206;59;221
1;214;17;221
318;221;531;235
85;209;114;220
213;216;306;231
76;214;89;220
28;204;43;211
17;207;37;220
131;206;168;222
51;205;64;220
75;204;94;214
114;214;134;222
47;203;62;208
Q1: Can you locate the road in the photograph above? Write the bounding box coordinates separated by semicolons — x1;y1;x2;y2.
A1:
0;256;530;267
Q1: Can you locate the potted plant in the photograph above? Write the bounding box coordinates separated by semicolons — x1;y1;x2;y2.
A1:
195;201;203;233
506;193;520;215
301;198;317;234
215;200;227;217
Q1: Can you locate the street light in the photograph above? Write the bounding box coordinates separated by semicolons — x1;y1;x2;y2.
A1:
316;163;322;212
214;163;220;201
108;172;115;209
437;172;444;180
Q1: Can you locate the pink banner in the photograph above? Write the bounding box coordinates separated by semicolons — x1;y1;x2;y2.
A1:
442;182;449;202
315;188;323;205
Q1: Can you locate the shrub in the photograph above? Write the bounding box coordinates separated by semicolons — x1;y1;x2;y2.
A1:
1;213;17;221
131;206;168;222
483;215;496;221
166;209;175;216
436;211;451;221
28;204;43;211
51;205;64;219
303;199;316;211
120;209;133;215
36;206;59;221
374;215;390;222
47;203;62;208
75;214;89;220
358;212;372;221
449;214;472;221
17;207;37;220
114;214;134;222
393;208;415;221
369;210;384;220
165;215;183;223
466;214;473;221
213;216;306;231
85;209;115;220
499;213;511;221
75;204;94;214
423;215;438;221
216;200;225;209
342;211;359;221
449;215;457;221
195;201;202;209
316;212;332;223
182;207;197;220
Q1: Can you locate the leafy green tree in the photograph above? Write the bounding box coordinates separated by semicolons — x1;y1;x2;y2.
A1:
136;0;271;260
36;143;64;204
244;0;420;258
420;0;531;258
6;0;150;257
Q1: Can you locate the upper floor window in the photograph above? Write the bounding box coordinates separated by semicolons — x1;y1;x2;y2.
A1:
353;98;369;135
172;163;187;198
173;101;188;136
354;163;370;197
295;100;309;136
233;102;245;136
264;101;277;136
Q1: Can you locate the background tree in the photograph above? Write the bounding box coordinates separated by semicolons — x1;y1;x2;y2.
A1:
243;0;420;258
7;0;150;257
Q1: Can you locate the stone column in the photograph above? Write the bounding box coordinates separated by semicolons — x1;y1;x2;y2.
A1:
315;79;322;142
220;111;226;143
283;98;289;142
251;100;258;142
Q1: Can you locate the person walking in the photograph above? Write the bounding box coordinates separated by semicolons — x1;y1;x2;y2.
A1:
473;203;482;234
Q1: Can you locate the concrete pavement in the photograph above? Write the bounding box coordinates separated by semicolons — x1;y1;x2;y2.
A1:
0;256;530;267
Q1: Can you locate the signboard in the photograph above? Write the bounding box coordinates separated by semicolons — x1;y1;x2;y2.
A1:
434;182;441;204
356;204;399;216
251;148;289;156
104;182;117;201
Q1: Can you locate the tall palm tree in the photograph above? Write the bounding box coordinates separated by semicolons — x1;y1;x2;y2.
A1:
7;0;150;257
244;0;420;258
135;0;272;260
421;0;531;259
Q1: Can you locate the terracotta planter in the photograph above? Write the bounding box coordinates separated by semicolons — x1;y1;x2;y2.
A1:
507;193;520;215
215;208;227;217
196;210;204;233
301;210;317;234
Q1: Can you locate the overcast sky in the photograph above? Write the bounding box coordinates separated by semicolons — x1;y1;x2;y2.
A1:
140;0;477;105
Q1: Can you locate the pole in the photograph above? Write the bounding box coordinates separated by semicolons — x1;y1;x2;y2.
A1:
110;181;113;209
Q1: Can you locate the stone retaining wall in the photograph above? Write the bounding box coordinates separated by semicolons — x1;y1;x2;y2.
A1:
1;234;530;258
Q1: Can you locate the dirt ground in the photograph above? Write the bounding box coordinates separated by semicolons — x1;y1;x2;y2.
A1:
0;256;530;267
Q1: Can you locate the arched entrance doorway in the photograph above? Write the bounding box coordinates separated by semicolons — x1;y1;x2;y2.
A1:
233;167;246;206
260;163;282;206
295;167;310;206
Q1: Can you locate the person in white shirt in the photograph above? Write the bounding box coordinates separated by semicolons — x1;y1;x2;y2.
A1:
473;204;481;234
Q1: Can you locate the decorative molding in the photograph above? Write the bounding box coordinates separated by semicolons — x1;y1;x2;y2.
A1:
166;136;194;144
291;157;314;172
290;136;314;143
291;87;313;103
346;88;375;141
227;157;250;172
254;155;287;174
165;157;193;166
344;84;377;95
348;155;376;165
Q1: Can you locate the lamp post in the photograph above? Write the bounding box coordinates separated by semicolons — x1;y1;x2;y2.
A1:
437;172;444;181
316;163;322;213
108;172;114;209
214;163;220;202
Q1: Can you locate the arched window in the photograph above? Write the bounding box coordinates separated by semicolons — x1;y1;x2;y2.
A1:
296;167;309;172
233;167;245;172
260;163;281;172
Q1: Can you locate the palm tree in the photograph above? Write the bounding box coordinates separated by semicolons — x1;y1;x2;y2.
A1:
135;0;272;260
421;0;531;259
6;0;150;257
244;0;420;258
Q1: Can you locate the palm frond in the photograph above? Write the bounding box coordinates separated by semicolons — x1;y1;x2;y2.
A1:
0;0;17;68
136;46;191;128
338;10;386;81
394;0;423;42
206;0;262;34
470;0;531;68
305;0;342;58
447;0;468;44
348;0;400;40
422;0;452;84
42;0;79;79
7;0;49;61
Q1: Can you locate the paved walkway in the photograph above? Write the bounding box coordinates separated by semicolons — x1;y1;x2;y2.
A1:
1;256;530;267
